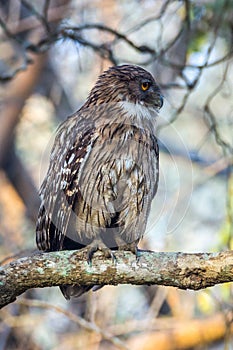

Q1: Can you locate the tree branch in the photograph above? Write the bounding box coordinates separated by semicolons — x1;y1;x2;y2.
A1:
1;249;233;309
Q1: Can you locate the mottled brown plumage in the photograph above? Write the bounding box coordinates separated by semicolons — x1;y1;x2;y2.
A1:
36;65;163;299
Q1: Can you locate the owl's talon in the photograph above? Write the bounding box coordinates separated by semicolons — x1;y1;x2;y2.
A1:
110;251;117;264
118;241;139;257
86;244;98;264
118;244;129;251
85;239;116;264
101;248;117;264
135;249;141;263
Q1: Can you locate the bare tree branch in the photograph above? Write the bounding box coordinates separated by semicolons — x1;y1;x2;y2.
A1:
0;249;233;309
16;299;129;350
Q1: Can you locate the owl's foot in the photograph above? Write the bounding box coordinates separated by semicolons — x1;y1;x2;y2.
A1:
86;239;116;264
118;241;140;261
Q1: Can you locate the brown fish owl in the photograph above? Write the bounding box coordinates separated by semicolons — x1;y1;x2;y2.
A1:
36;65;163;299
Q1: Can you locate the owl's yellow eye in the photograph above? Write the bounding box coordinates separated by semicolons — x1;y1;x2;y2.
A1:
141;81;150;91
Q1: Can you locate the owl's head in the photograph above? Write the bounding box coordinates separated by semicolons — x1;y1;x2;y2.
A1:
87;64;163;111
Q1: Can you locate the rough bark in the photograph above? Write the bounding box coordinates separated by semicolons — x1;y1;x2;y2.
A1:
0;249;233;309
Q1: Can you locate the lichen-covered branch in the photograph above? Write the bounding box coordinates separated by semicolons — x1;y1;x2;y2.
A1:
0;249;233;309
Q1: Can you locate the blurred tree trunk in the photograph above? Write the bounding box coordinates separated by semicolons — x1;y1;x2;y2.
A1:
0;53;46;166
0;53;46;221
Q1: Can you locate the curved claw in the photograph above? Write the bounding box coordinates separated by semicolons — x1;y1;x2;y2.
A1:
109;250;117;264
85;239;116;265
118;241;139;257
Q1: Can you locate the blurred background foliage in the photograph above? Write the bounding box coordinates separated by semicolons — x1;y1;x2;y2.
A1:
0;0;233;349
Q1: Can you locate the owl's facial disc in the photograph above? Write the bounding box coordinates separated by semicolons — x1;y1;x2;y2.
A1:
134;78;163;110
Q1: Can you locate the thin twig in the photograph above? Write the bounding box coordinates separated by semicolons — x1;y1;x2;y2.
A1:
15;299;129;350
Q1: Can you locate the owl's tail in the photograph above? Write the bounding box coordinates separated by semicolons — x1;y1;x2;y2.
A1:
60;284;103;299
60;285;93;299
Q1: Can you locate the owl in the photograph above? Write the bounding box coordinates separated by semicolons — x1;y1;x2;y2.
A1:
36;65;163;299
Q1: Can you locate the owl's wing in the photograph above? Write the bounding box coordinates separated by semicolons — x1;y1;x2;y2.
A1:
36;114;97;251
113;133;159;243
151;134;159;197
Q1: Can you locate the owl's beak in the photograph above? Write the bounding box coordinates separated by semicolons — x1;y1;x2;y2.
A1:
155;94;163;110
159;95;164;109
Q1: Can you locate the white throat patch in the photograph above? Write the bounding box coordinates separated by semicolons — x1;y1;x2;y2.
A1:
120;101;157;121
